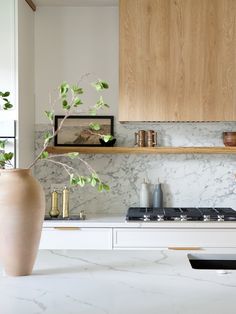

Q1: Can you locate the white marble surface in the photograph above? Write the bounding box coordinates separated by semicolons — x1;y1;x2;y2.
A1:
35;122;236;216
1;250;236;314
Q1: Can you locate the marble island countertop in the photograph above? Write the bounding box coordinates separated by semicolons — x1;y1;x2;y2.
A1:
43;214;236;229
1;250;236;314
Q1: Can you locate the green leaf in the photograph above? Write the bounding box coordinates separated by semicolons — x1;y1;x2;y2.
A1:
44;131;51;139
89;122;101;131
67;152;79;159
60;82;69;96
101;81;109;89
97;183;103;192
2;91;10;97
90;173;100;187
3;102;13;110
0;153;6;163
91;177;97;187
91;172;99;180
89;108;97;116
102;183;110;191
40;151;49;159
44;110;54;121
0;140;7;149
69;174;78;186
86;176;92;184
43;131;52;145
1;152;13;161
95;96;104;108
97;182;110;192
69;174;87;187
62;99;70;110
74;98;83;107
94;96;109;111
102;134;113;142
92;82;101;91
92;80;109;91
78;176;86;187
72;86;83;95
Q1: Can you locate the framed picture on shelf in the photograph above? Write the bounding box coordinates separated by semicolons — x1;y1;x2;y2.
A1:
54;115;114;146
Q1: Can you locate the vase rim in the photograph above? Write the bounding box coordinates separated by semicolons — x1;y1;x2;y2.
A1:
0;168;31;174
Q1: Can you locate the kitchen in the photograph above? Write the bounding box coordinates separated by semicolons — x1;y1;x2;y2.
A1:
0;0;236;313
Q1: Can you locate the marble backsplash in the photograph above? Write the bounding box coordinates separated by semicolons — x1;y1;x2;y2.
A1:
35;122;236;216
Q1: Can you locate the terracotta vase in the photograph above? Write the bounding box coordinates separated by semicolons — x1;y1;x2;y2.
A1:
0;169;45;276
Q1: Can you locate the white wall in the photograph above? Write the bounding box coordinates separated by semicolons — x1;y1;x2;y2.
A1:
17;0;35;168
35;6;118;124
0;0;17;120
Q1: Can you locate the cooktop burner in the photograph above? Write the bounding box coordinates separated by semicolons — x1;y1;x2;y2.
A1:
126;207;236;222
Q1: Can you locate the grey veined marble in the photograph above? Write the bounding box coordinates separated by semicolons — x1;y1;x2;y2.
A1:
1;250;236;314
35;122;236;215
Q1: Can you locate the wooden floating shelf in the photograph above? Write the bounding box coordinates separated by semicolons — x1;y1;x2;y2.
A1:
46;146;236;155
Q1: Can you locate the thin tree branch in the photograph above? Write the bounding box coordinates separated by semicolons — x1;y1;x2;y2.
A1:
40;158;72;176
47;154;99;177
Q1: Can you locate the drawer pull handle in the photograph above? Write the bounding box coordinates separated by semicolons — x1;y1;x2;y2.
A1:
54;227;80;231
168;247;202;251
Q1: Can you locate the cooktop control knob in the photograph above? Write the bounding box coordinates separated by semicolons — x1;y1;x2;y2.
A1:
143;215;150;222
203;215;211;222
180;215;187;221
217;215;224;221
157;215;164;221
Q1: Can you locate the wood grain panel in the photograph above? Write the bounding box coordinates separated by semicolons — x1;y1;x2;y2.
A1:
119;0;236;121
46;146;236;155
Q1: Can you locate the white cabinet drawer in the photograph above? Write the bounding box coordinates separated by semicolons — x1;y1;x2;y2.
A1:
113;228;236;249
40;227;112;250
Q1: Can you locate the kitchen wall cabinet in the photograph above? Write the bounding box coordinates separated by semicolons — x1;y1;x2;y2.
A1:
119;0;236;122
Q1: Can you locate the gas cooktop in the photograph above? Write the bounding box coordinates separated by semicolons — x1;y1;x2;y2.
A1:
126;207;236;222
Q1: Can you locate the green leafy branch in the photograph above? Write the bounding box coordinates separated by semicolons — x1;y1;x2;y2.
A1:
39;151;109;192
0;91;13;110
29;75;111;192
89;96;109;116
0;91;14;168
0;139;14;169
0;149;14;169
89;123;114;142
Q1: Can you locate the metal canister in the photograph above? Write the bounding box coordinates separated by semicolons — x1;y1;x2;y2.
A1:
62;186;69;218
49;189;60;218
134;130;146;147
147;130;157;147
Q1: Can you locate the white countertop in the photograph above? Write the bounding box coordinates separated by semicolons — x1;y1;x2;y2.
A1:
1;249;236;314
43;214;236;229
